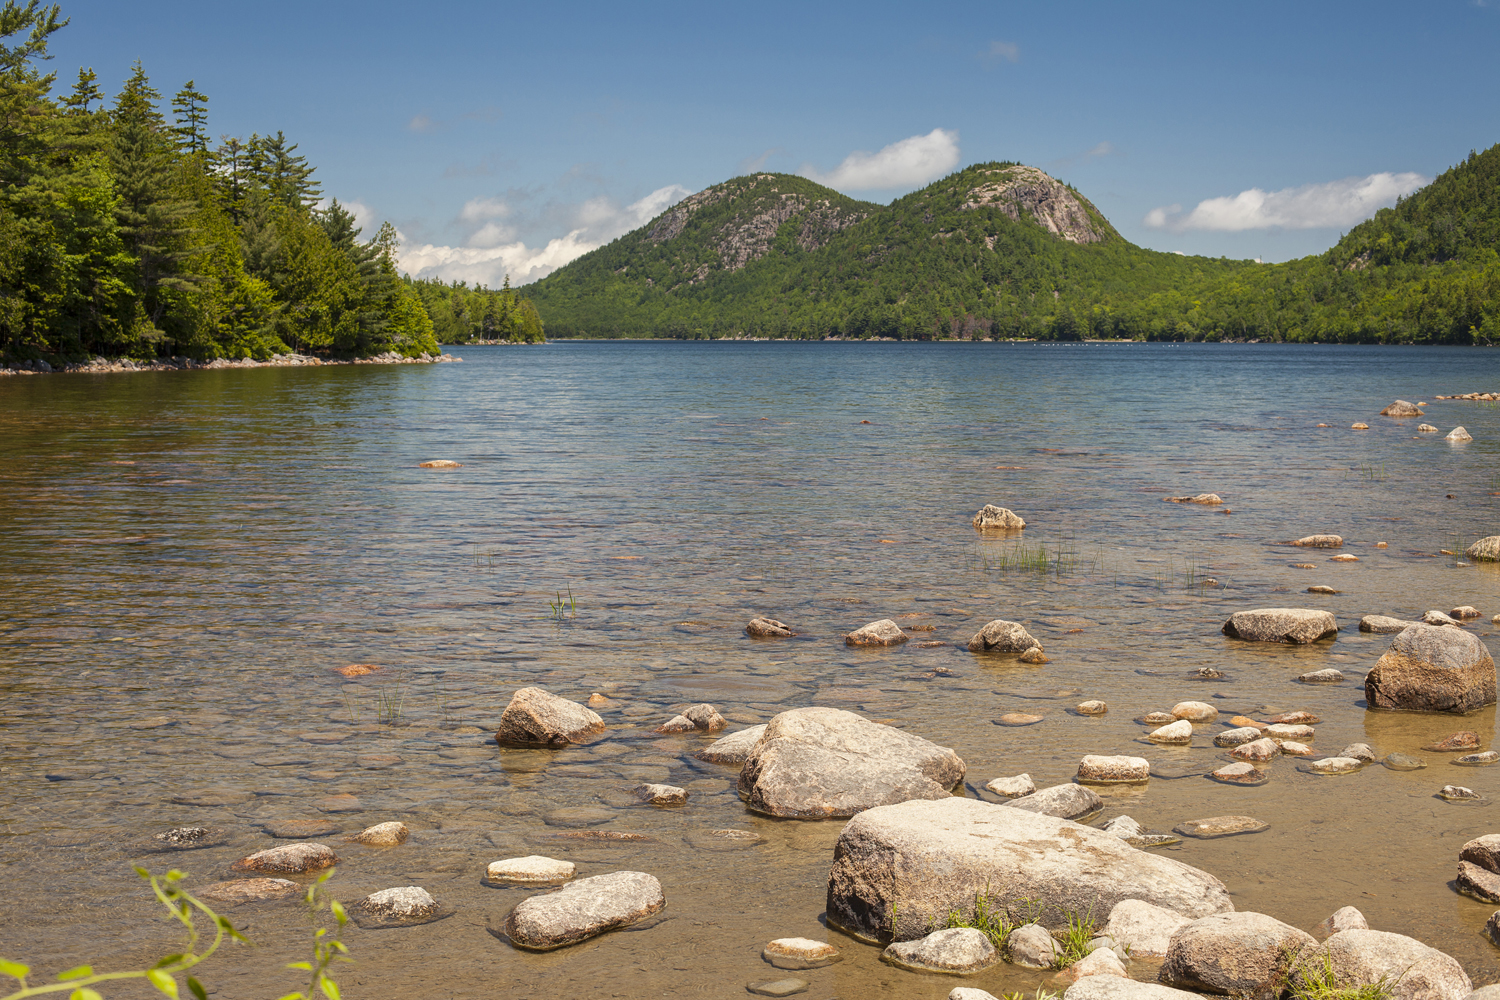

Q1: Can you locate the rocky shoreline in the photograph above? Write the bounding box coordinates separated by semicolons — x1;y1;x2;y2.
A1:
0;351;460;376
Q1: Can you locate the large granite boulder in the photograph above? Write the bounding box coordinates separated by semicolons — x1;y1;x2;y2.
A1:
1160;911;1316;1000
1467;536;1500;562
503;871;664;951
1364;624;1496;714
825;797;1232;943
1380;400;1424;417
967;619;1041;654
973;505;1026;530
1290;930;1472;1000
1222;609;1338;644
738;708;963;818
495;688;605;747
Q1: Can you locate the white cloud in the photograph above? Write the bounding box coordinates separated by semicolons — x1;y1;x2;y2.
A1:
344;199;377;235
1145;172;1429;232
398;184;693;287
1083;141;1114;160
986;40;1020;63
408;113;442;134
800;128;961;192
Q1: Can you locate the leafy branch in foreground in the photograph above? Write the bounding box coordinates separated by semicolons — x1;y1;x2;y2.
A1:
277;868;352;1000
0;867;245;1000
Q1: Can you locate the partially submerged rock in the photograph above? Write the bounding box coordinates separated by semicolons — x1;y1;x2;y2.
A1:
1289;534;1344;548
1425;610;1465;627
1172;701;1218;722
1210;762;1268;785
1008;923;1063;968
747;617;793;638
1174;815;1267;839
1076;755;1150;785
196;878;301;903
486;856;575;884
985;773;1035;798
1019;647;1049;664
972;505;1026;530
1466;536;1500;562
1303;756;1362;775
694;724;766;764
881;927;998;975
1231;738;1281;762
633;782;688;806
1419;423;1439;432
1165;494;1222;505
737;707;965;819
495;687;605;747
1452;606;1483;620
1361;615;1421;633
1222;609;1338;643
1364;624;1496;714
349;821;409;846
1290;929;1472;1000
1103;899;1189;957
351;886;445;928
1447;426;1474;442
966;619;1041;654
1214;727;1263;748
1383;753;1427;770
1161;912;1316;1000
1461;834;1500;873
1147;719;1193;744
503;871;665;951
1380;400;1425;417
1423;731;1480;751
1456;861;1500;903
1004;783;1103;819
1439;785;1483;801
1076;700;1108;715
1313;906;1368;940
845;619;908;647
762;938;841;970
231;843;338;875
656;703;727;733
825;797;1232;943
1300;668;1346;683
1338;743;1378;762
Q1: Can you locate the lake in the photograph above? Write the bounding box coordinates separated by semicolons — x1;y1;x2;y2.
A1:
2;340;1499;998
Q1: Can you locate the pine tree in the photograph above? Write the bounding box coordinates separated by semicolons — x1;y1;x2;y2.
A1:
59;66;99;113
170;79;208;156
253;130;320;209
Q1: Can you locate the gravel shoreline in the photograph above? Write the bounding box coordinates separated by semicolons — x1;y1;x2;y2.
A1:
0;351;461;376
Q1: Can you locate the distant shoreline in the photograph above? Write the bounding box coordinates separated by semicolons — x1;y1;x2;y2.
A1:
1;351;459;378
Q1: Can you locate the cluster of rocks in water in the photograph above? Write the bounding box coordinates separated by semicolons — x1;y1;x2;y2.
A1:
0;351;458;376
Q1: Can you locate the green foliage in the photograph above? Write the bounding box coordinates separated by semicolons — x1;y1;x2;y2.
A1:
942;886;1019;950
277;869;351;1000
1288;948;1402;1000
528;149;1500;345
1051;904;1099;968
407;273;543;344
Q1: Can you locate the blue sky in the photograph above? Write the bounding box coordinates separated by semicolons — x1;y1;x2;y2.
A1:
51;0;1500;285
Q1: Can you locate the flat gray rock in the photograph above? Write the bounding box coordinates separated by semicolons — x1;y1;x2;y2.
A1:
985;773;1035;798
231;842;338;874
495;687;605;747
196;878;300;903
762;937;841;970
738;707;965;819
967;618;1040;653
881;927;997;974
1064;981;1204;1000
1300;668;1346;683
746;980;808;998
1174;815;1267;839
1365;624;1496;714
504;871;665;951
1076;755;1149;785
1222;609;1338;644
1361;615;1422;633
826;797;1232;943
1291;929;1472;1000
694;725;766;764
1162;912;1316;1000
1004;783;1103;819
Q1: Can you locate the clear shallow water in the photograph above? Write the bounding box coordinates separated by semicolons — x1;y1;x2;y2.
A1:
2;341;1500;998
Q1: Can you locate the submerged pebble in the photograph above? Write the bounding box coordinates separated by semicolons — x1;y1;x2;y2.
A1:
1174;815;1269;837
1384;753;1427;771
1299;668;1345;684
1302;756;1363;775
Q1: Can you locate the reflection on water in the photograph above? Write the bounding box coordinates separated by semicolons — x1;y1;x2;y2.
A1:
2;342;1500;998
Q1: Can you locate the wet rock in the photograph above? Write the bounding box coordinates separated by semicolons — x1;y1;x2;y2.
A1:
1148;719;1193;744
1189;667;1224;680
1222;608;1338;643
1210;762;1269;785
1279;741;1314;756
1457;862;1500;903
334;663;380;677
171;789;254;807
1452;606;1483;620
746;979;808;997
951;990;1002;1000
231;842;338;874
1461;834;1500;872
543;806;614;828
1103;899;1189;957
586;692;618;709
487;856;575;883
1466;536;1500;562
351;886;443;927
495;687;605;747
738;706;965;819
1267;723;1316;742
1005;783;1104;820
264;818;339;839
1063;982;1204;1000
995;712;1045;726
1290;929;1472;1000
1142;711;1178;725
1269;711;1321;725
1230;716;1269;730
1303;756;1362;775
1019;647;1050;664
1077;700;1108;715
1313;906;1368;940
1063;947;1128;980
196;878;300;903
1447;426;1474;442
1300;669;1346;683
315;793;362;813
747;618;794;638
826;797;1232;944
1009;922;1064;968
1308;585;1339;594
1176;815;1268;838
657;703;727;733
1172;701;1218;722
762;938;841;970
1424;610;1465;627
1381;400;1425;417
694;725;766;764
882;927;998;974
1383;753;1427;770
1215;727;1264;748
418;459;461;468
1361;615;1422;633
1419;423;1440;432
656;714;697;733
633;783;688;805
151;826;226;850
1439;785;1483;801
1425;731;1481;752
1289;534;1344;548
1366;624;1497;714
1352;422;1370;429
846;619;908;647
1339;743;1378;762
1076;755;1150;785
1161;912;1316;1000
1231;738;1281;762
1165;493;1223;505
972;505;1026;530
986;773;1035;798
504;871;665;951
967;619;1041;654
1330;554;1360;562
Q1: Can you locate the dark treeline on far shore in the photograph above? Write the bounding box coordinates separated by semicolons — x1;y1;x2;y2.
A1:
0;1;543;364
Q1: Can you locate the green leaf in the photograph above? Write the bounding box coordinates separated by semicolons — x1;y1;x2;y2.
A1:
0;959;31;979
329;900;346;924
58;965;95;980
286;962;313;972
147;967;180;998
133;866;150;878
70;989;104;1000
274;993;305;1000
154;954;185;968
186;975;208;1000
318;973;340;1000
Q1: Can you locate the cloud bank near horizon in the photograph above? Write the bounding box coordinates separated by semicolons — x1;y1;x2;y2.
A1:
398;184;692;287
800;128;961;191
1145;171;1429;232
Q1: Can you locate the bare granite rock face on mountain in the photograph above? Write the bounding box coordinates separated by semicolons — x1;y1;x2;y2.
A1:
495;688;606;747
1364;624;1496;714
1222;609;1338;644
825;797;1231;943
1291;930;1472;1000
1381;400;1425;417
1161;912;1317;1000
967;619;1041;653
504;871;665;951
959;166;1108;244
739;707;964;818
972;504;1027;530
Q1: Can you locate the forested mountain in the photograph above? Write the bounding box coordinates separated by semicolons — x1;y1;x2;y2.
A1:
530;149;1500;344
0;1;540;362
